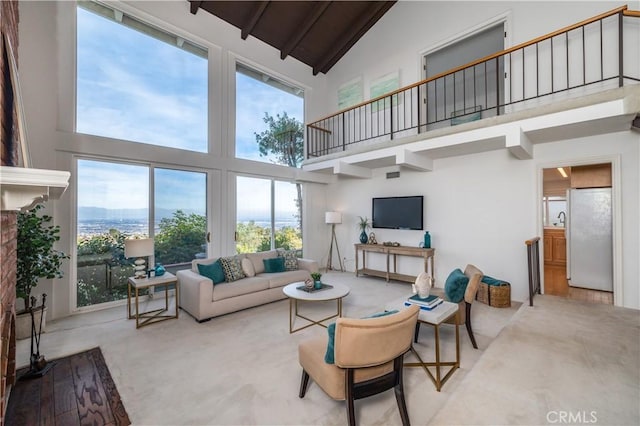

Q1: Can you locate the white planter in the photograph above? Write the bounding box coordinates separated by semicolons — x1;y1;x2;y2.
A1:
15;306;47;340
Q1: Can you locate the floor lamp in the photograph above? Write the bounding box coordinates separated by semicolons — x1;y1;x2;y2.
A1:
325;212;344;272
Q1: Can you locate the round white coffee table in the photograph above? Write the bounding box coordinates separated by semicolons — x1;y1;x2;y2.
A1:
282;282;350;333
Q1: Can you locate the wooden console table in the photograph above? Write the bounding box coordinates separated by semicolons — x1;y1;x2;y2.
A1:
355;244;435;283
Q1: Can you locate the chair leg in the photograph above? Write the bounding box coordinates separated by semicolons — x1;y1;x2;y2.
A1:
346;369;356;426
413;322;420;343
299;370;310;398
465;302;478;349
394;357;411;426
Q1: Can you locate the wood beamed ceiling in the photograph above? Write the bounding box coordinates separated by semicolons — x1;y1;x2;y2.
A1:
188;1;396;75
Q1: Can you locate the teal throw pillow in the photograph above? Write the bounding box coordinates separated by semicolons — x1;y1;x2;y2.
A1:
324;309;399;364
219;255;246;282
197;260;225;285
444;268;469;303
263;257;285;273
481;275;503;286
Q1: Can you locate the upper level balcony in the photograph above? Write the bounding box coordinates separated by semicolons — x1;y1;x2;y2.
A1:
303;6;640;177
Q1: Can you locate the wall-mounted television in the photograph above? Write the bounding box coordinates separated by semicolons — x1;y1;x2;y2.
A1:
372;196;423;230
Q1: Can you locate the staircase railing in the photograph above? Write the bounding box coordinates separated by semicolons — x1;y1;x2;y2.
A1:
525;237;541;306
306;6;639;159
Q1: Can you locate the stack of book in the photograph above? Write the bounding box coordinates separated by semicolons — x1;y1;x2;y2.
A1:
404;294;443;310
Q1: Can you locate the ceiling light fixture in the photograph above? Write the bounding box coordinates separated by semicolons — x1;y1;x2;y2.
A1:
557;167;568;178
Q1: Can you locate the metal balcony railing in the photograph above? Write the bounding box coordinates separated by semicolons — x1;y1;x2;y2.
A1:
306;6;640;159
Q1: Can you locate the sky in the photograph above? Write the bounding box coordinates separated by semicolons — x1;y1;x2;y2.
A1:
75;5;303;221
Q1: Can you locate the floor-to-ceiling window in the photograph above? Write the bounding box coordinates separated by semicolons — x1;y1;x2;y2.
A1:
76;160;209;308
236;176;302;254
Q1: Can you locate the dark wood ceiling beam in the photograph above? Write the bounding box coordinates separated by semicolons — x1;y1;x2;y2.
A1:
313;1;396;75
280;1;331;60
189;1;202;15
241;1;270;40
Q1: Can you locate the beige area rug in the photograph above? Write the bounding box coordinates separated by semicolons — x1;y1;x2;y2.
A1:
430;294;640;425
17;271;520;425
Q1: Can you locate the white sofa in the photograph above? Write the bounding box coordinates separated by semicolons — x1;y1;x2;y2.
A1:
177;250;319;322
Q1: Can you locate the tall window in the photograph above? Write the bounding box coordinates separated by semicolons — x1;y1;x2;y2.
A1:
76;160;149;307
76;1;208;152
76;160;208;309
236;176;301;254
235;64;304;166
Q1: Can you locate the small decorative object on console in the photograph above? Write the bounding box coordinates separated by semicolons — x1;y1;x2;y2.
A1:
368;232;377;244
412;272;433;298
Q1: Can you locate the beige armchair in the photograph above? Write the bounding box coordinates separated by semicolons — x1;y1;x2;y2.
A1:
298;305;420;426
426;264;483;349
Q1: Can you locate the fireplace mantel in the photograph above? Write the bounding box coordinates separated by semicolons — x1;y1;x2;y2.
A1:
0;166;70;211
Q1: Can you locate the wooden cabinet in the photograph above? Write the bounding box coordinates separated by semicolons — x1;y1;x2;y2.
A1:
543;228;568;295
354;244;435;283
544;228;566;265
571;163;611;188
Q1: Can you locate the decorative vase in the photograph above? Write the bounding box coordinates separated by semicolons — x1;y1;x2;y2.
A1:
155;264;166;276
359;230;369;244
314;280;322;289
423;231;431;249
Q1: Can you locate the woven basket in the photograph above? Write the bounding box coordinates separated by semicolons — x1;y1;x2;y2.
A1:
476;281;511;308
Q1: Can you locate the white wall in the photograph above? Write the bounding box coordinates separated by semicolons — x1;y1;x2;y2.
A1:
18;1;331;319
325;130;639;307
319;1;640;308
321;0;638;118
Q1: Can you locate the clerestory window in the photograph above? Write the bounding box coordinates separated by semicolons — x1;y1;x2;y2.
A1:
76;1;208;152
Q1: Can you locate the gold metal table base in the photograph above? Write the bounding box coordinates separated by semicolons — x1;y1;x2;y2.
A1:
405;314;460;391
127;279;179;329
289;297;343;333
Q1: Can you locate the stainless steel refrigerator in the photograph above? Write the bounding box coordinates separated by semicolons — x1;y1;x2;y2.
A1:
566;187;613;291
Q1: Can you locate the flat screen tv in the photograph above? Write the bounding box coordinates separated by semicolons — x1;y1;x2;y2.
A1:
372;196;423;230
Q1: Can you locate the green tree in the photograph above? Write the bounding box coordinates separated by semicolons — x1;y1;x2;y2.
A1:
155;210;206;264
274;226;302;250
255;112;304;234
236;221;270;254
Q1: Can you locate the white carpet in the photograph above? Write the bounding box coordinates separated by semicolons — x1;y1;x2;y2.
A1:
17;271;520;425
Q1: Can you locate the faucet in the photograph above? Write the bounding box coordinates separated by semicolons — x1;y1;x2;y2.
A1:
557;211;566;226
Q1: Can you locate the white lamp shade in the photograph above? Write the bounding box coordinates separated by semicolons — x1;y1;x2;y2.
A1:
325;211;342;224
124;238;154;258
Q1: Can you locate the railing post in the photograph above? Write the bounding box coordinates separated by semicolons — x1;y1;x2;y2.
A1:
341;113;345;151
306;125;310;159
389;95;394;140
496;57;501;115
618;10;624;87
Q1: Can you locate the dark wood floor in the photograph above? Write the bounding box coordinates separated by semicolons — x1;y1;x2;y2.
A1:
6;347;130;426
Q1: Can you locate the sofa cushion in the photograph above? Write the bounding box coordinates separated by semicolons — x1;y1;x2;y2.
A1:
445;268;469;303
241;258;256;277
212;276;270;301
278;249;299;271
263;269;311;289
246;250;278;274
220;255;246;282
263;257;286;273
197;259;225;284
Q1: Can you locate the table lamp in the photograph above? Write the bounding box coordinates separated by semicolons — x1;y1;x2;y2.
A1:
325;211;344;272
124;238;154;279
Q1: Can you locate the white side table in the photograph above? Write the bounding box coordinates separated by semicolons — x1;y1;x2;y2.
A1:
127;272;179;329
387;297;460;391
282;282;350;333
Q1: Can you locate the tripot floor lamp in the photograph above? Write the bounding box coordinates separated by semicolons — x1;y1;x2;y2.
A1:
325;212;345;272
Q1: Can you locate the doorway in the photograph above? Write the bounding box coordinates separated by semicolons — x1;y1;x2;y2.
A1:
542;163;613;305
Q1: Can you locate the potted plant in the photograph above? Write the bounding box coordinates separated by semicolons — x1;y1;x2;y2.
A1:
16;204;69;339
357;216;371;244
310;272;322;289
